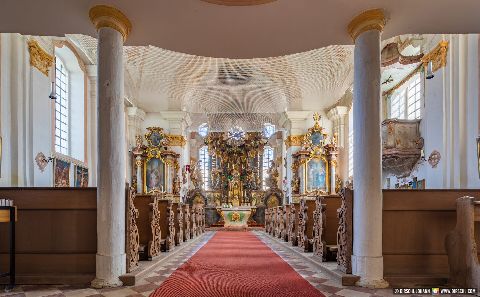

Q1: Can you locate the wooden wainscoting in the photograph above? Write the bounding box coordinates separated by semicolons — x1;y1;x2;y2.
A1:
0;188;97;285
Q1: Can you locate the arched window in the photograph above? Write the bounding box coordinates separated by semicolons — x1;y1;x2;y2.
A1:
262;146;274;189
198;123;209;138
388;73;422;120
54;43;86;162
54;56;69;155
199;146;210;190
263;123;276;139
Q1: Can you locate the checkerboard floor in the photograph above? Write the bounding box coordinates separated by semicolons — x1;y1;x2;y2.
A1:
1;231;469;297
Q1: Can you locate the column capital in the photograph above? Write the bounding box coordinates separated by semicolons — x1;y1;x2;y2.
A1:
347;9;386;41
327;106;349;120
89;5;132;42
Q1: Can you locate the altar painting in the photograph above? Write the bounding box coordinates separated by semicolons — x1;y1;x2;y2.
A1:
54;158;70;187
144;158;165;193
74;165;89;187
306;157;327;192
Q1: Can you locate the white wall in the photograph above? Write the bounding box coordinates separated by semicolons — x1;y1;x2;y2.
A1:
0;34;94;187
385;34;480;189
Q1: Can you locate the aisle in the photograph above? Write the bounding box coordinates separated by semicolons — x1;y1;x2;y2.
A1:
150;231;325;297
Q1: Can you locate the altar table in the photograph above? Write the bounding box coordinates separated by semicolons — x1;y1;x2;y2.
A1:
219;206;256;229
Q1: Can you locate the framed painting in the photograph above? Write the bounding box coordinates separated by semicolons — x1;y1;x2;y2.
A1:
305;157;328;193
143;157;166;194
74;165;89;187
54;158;71;187
310;131;324;146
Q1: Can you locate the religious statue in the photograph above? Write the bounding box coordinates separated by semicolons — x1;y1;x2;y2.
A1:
291;175;300;194
173;176;181;195
266;160;280;189
189;161;203;190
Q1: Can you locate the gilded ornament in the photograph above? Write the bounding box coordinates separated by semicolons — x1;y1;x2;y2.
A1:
89;5;132;42
285;135;304;148
347;9;386;41
166;134;186;147
421;41;449;73
27;40;54;77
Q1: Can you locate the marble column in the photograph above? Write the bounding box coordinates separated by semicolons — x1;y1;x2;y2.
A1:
347;9;388;288
89;5;132;288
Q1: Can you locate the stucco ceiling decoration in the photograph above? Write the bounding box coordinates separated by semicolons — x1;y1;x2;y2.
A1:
67;34;354;131
201;0;277;6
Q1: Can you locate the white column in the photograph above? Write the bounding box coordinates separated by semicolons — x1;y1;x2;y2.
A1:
348;9;388;288
89;5;132;288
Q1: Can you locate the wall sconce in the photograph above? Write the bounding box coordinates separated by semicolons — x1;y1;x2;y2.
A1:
426;60;434;80
35;152;54;172
49;81;57;100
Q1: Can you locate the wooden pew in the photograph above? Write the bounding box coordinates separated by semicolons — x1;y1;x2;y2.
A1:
288;202;300;246
312;196;327;261
273;206;281;238
264;208;270;234
198;206;205;234
445;196;480;290
126;187;140;272
198;207;205;234
157;199;175;252
173;202;183;246
282;205;291;241
190;206;197;239
270;207;276;236
299;198;316;252
183;204;190;242
133;194;161;260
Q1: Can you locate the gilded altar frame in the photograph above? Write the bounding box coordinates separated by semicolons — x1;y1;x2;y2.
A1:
303;154;329;194
143;148;167;194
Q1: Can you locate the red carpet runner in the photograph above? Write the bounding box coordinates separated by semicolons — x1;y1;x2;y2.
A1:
150;231;325;297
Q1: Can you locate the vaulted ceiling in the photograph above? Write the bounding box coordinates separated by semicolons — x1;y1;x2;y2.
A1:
68;34;353;130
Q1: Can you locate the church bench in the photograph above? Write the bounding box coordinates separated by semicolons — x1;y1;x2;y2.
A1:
182;204;190;242
299;198;316;252
133;194;162;260
0;188;97;285
312;194;341;262
157;199;175;252
199;207;205;233
337;188;480;286
264;208;271;234
172;202;183;246
190;206;197;239
288;202;300;246
445;196;480;291
270;207;277;236
275;206;283;238
125;187;140;273
282;205;292;241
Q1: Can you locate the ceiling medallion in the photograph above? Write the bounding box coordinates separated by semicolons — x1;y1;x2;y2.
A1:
201;0;277;6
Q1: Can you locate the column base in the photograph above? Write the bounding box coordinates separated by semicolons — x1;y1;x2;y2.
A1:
355;277;389;289
91;253;126;288
91;277;123;289
352;254;389;288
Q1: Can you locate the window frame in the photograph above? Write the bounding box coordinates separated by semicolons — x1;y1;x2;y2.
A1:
199;146;210;190
54;56;70;156
388;73;423;120
262;146;274;190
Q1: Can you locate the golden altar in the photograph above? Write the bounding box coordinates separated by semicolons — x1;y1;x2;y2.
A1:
218;206;256;229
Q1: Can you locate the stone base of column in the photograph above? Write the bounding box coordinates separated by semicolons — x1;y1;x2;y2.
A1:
91;253;126;288
352;254;389;288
